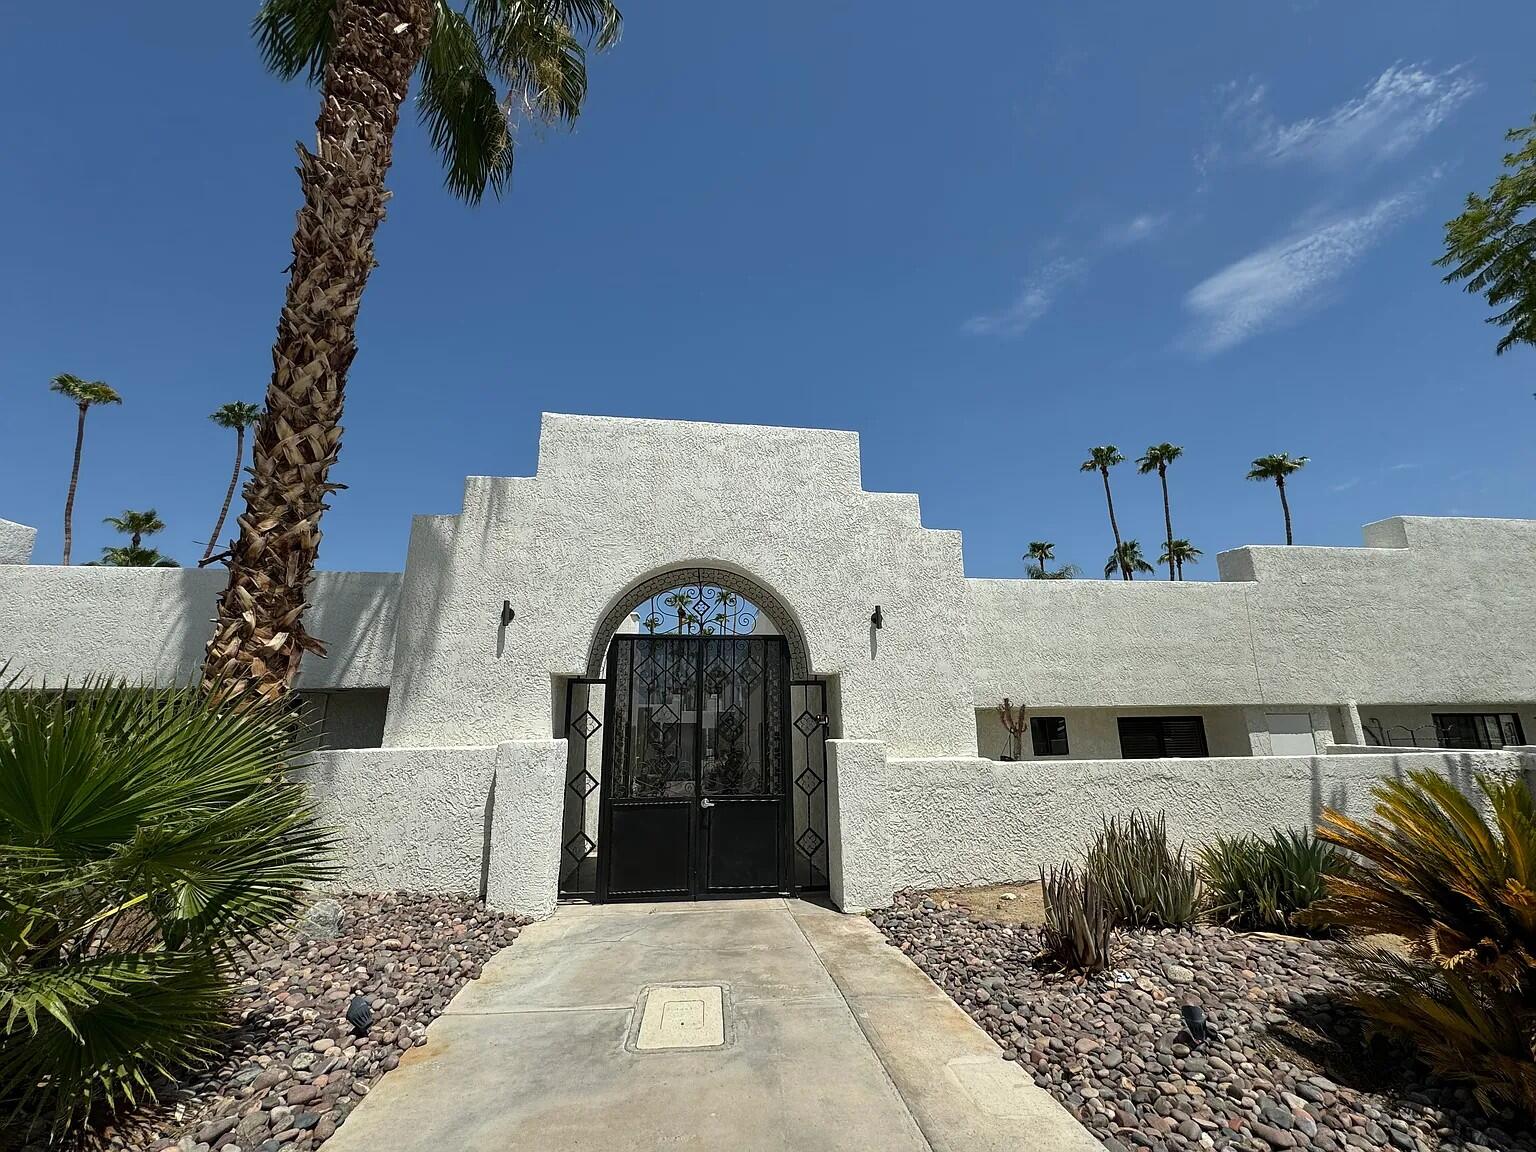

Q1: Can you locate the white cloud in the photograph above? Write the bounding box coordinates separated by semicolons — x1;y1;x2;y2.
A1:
965;210;1166;337
963;258;1087;336
1183;188;1423;355
1251;64;1477;169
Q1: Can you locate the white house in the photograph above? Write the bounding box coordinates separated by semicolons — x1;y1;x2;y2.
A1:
3;414;1532;915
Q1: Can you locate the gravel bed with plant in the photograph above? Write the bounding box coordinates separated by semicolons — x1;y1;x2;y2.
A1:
90;892;522;1152
876;892;1533;1152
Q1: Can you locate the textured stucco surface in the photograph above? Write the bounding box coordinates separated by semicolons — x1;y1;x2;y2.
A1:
826;739;895;912
381;413;978;757
300;745;497;895
882;748;1536;894
969;516;1536;713
302;738;565;917
0;566;400;690
0;518;36;564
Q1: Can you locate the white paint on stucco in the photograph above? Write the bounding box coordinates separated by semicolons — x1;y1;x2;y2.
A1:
0;518;36;564
380;414;978;758
0;566;400;690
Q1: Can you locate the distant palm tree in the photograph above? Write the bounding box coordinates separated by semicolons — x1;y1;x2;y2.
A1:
1105;540;1155;580
1159;538;1202;580
1080;446;1127;577
49;374;122;565
1247;453;1309;544
202;402;263;564
93;509;178;567
1137;443;1184;580
1024;540;1079;580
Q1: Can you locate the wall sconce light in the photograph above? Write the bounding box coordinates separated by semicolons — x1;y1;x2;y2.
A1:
500;600;515;627
870;605;883;630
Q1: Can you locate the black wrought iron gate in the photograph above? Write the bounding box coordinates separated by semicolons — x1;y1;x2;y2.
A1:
557;639;830;902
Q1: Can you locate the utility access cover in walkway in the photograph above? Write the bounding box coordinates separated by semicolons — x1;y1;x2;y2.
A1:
321;899;1101;1152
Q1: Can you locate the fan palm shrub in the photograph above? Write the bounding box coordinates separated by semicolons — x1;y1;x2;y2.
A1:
0;679;333;1141
1315;769;1536;1115
1198;829;1347;933
1085;811;1200;928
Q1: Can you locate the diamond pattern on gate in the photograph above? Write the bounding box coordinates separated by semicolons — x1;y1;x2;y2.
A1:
563;831;596;864
795;827;825;859
572;710;602;739
568;770;599;799
794;710;822;737
795;767;822;796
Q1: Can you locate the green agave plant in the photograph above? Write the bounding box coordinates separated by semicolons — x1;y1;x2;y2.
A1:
0;678;335;1141
1198;828;1347;933
1039;863;1114;973
1317;769;1536;1116
1085;811;1200;929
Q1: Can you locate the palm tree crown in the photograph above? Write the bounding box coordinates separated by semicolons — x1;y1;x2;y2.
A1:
1024;540;1077;580
256;0;621;203
49;374;122;410
1159;538;1202;580
1136;443;1182;475
1248;453;1308;545
1105;540;1156;580
1080;445;1125;475
103;508;166;547
210;401;263;432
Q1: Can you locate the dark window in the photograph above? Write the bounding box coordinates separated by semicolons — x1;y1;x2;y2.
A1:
1432;712;1526;750
1030;716;1069;756
1117;715;1209;759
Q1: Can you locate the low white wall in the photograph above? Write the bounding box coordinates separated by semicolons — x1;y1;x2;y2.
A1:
0;518;35;564
881;748;1536;894
299;738;565;918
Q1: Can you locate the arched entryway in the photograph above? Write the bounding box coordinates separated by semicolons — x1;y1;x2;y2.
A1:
558;568;830;903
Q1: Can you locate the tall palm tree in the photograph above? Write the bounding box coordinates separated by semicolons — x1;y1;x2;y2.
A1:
1247;453;1309;544
201;402;264;564
1159;538;1202;580
93;509;179;567
1137;443;1183;580
48;374;122;565
1079;445;1126;577
1104;540;1155;580
1024;540;1078;580
204;0;622;704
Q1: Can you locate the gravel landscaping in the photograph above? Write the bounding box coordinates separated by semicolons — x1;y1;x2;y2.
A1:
875;890;1535;1152
73;892;522;1152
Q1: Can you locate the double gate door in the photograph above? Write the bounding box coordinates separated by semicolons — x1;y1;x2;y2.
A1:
598;634;790;900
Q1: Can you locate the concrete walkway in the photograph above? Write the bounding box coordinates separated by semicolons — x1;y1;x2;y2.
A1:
325;899;1101;1151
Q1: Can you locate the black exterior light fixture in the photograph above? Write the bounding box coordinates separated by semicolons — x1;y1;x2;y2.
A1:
500;599;515;627
1180;1002;1209;1046
870;605;883;630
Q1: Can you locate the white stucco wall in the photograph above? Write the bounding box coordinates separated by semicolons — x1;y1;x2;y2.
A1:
0;518;36;564
970;517;1536;717
0;566;400;690
301;738;566;917
381;413;978;758
880;748;1536;895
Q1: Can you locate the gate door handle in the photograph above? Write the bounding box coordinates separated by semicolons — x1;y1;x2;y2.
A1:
700;797;715;809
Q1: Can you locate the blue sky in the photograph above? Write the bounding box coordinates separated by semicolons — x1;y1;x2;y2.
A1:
2;2;1532;578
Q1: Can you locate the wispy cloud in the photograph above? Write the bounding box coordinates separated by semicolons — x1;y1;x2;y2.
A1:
1256;64;1477;168
965;211;1166;337
1210;64;1477;175
963;258;1087;337
1330;477;1362;493
1183;186;1426;355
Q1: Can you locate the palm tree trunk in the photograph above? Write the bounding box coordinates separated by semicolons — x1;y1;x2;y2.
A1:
203;425;247;563
1278;478;1294;545
1159;466;1175;580
61;403;87;565
202;0;434;702
1100;469;1126;580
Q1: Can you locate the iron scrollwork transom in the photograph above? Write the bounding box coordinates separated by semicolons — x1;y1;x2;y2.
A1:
585;567;810;679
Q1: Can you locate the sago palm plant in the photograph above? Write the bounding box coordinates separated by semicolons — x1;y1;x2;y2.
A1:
0;679;334;1141
1316;769;1536;1114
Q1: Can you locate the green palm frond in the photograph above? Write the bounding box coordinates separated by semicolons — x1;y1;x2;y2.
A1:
1136;442;1183;474
1079;445;1124;473
1246;452;1308;482
209;401;263;430
0;679;334;1139
49;375;121;409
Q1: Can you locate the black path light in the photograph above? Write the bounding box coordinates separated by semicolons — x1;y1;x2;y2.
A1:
1180;1002;1209;1046
346;994;373;1037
